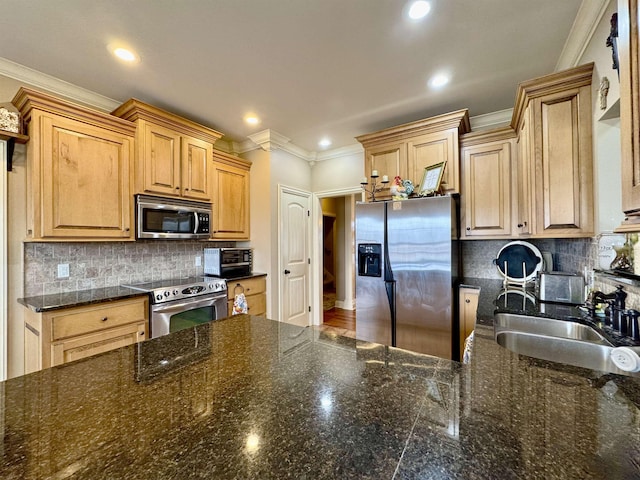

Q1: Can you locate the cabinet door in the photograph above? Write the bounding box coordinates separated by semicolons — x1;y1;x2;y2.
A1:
515;107;533;235
409;130;459;194
619;0;640;220
364;142;408;201
142;122;181;196
39;112;133;239
461;141;512;238
459;287;479;357
181;136;212;201
51;321;146;367
24;323;41;374
211;161;250;239
532;87;593;237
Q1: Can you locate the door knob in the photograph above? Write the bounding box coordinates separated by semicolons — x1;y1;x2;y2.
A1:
284;269;291;275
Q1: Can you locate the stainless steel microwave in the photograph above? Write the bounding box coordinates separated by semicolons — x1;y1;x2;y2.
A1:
136;195;211;239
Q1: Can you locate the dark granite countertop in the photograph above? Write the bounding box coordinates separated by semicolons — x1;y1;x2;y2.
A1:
3;281;640;478
18;286;150;312
19;274;268;313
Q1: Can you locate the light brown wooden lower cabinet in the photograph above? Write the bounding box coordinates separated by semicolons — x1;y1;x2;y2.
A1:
459;286;479;357
24;296;149;373
227;275;267;317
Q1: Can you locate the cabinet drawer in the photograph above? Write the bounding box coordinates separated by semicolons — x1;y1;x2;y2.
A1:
227;276;266;300
51;298;147;340
227;293;267;317
51;321;146;366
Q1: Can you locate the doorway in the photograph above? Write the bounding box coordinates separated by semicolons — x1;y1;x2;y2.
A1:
313;191;359;338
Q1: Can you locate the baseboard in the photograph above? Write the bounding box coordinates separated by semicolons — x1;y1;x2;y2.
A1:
335;299;355;310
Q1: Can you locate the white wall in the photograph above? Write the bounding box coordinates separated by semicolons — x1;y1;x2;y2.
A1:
578;0;625;233
242;147;312;321
311;149;364;192
0;75;30;378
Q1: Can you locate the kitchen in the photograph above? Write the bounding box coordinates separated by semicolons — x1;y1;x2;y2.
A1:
1;0;640;478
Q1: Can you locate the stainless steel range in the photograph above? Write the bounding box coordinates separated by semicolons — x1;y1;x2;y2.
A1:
123;277;228;338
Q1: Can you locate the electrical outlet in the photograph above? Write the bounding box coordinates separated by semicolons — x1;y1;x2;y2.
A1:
195;256;202;267
57;263;70;279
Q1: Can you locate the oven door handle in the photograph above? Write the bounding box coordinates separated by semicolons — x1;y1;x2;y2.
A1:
152;295;225;314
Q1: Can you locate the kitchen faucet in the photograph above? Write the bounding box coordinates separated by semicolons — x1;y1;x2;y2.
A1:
586;286;640;340
587;285;626;328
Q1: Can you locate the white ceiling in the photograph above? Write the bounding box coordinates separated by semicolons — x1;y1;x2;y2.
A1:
0;0;589;155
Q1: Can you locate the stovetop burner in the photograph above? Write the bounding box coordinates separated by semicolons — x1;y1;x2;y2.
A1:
122;277;227;304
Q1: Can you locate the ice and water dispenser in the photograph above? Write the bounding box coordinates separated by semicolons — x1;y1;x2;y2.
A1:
358;244;382;277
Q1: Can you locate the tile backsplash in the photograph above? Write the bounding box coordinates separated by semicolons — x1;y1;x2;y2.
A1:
461;238;597;280
25;237;601;298
24;240;233;297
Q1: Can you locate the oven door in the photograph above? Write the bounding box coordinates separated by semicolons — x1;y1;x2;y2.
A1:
150;293;227;338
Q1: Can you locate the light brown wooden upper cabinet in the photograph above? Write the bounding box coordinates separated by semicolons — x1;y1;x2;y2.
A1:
460;127;516;239
112;99;222;202
617;0;640;230
356;110;470;201
511;63;595;238
211;150;251;240
12;88;136;241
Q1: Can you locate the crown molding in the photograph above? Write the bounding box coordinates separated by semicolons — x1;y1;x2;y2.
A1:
468;108;512;130
0;57;120;112
555;0;610;71
245;129;317;161
315;143;364;161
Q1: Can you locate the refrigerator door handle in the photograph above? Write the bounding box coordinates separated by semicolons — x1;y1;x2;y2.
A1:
385;280;396;347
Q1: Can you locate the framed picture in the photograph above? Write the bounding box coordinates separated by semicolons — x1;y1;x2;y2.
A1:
418;161;446;196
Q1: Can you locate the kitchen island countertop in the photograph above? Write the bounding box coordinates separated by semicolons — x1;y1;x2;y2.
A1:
2;280;640;479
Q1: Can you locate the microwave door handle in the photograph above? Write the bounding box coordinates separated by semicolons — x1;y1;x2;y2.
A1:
194;212;199;234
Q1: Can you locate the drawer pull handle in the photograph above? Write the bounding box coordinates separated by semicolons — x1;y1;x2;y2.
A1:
234;283;245;294
101;317;108;322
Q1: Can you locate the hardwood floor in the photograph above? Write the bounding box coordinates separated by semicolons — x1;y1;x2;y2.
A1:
320;307;356;338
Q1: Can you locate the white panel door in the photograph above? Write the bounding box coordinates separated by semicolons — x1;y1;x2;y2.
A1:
280;189;310;327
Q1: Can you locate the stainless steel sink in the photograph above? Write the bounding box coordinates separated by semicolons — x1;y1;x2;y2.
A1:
493;313;637;376
494;313;608;344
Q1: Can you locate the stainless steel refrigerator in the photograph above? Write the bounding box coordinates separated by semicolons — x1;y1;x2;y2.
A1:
355;196;460;360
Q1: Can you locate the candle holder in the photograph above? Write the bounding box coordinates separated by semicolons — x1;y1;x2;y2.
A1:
360;172;389;202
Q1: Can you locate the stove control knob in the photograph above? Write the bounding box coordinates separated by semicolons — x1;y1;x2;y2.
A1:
173;289;179;295
156;294;163;301
164;291;170;297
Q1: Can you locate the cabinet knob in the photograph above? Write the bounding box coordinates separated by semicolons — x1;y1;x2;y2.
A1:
466;227;470;231
517;223;523;228
465;299;471;304
101;317;108;322
185;188;189;191
124;227;130;232
139;331;145;336
175;186;180;190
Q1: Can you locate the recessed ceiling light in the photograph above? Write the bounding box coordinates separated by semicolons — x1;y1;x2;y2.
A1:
107;44;140;64
429;73;450;88
408;1;431;20
244;115;260;125
318;138;332;148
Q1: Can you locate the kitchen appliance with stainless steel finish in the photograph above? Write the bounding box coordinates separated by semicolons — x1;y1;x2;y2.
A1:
136;194;211;240
355;196;460;360
204;247;253;278
122;277;227;338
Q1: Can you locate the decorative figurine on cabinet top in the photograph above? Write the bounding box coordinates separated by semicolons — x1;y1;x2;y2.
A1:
390;176;414;200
